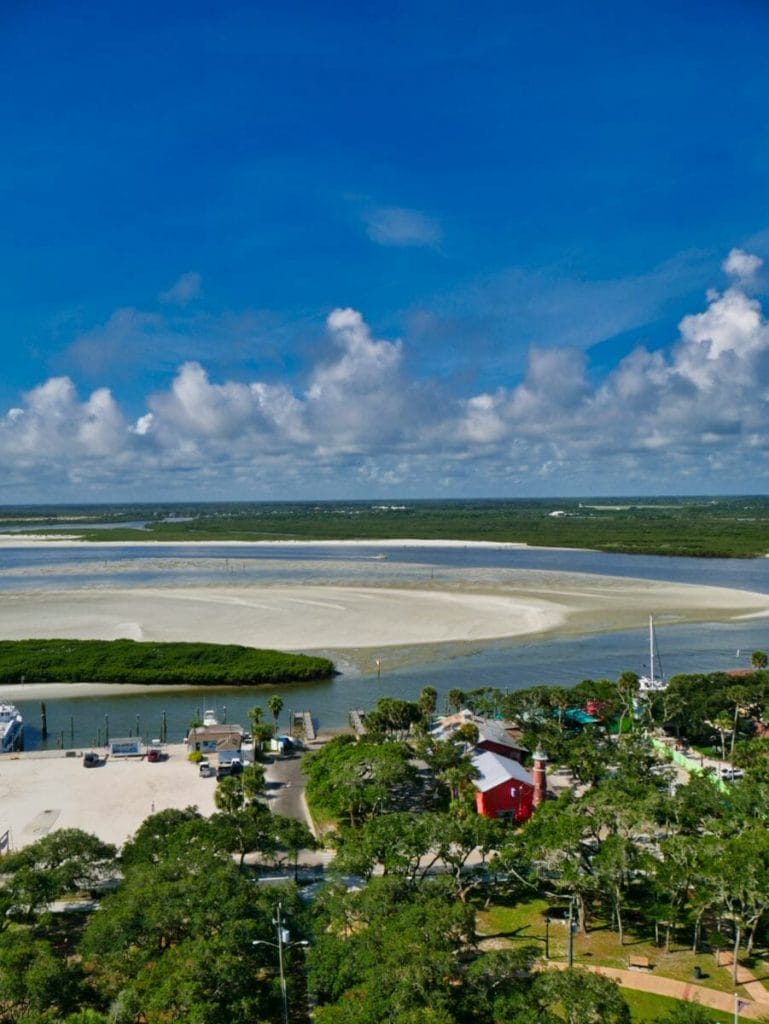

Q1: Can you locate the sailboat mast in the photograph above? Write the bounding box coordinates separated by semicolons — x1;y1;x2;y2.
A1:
649;616;654;684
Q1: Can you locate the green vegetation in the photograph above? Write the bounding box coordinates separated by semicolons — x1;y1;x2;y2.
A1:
9;675;769;1022
0;638;334;685
6;495;769;556
621;990;750;1023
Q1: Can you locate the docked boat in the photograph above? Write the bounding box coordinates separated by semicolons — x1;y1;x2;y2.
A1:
0;703;23;752
638;616;666;693
202;709;219;726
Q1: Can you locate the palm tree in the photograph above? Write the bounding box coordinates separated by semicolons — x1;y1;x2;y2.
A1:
725;685;751;758
418;686;438;719
548;687;572;732
247;705;263;738
446;688;464;713
214;775;244;815
266;694;283;731
440;756;480;804
241;762;266;803
713;711;733;761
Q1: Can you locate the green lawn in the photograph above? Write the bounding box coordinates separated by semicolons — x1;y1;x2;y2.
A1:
621;987;750;1023
476;899;762;1004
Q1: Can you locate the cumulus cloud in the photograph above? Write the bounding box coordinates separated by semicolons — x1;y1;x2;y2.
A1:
0;377;131;489
5;251;769;498
723;248;763;281
159;271;202;306
363;206;441;248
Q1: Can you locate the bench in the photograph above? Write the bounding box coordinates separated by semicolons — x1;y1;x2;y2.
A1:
627;956;653;971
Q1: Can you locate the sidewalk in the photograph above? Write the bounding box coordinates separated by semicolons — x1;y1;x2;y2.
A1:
719;952;769;1006
542;961;764;1019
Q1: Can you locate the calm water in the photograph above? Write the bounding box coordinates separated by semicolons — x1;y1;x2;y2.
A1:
2;542;769;749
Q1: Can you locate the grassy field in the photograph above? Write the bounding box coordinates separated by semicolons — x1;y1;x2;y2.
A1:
4;496;769;557
620;988;750;1022
475;898;766;1012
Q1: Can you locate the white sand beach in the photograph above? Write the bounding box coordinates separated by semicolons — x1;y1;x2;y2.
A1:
0;536;531;549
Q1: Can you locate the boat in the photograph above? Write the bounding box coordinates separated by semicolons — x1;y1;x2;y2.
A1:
0;703;23;752
202;709;219;726
638;616;666;693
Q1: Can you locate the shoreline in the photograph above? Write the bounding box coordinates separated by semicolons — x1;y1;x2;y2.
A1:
0;535;533;550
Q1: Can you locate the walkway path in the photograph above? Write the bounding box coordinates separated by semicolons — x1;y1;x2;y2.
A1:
542;961;764;1019
719;953;769;1007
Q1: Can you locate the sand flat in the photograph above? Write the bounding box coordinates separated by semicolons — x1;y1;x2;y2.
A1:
0;574;767;653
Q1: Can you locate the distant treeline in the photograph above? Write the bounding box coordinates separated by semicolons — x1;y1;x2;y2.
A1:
0;639;335;685
4;496;769;557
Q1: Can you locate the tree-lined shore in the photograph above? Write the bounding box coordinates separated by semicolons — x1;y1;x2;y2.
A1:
5;495;769;557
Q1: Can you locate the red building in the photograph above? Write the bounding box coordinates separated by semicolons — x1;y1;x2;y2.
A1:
471;749;535;823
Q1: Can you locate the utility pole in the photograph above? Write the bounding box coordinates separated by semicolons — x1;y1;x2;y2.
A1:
252;903;308;1024
567;896;575;968
275;903;288;1024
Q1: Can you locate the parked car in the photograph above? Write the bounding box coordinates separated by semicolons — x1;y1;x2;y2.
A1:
720;767;744;781
147;747;162;762
83;751;99;768
198;760;214;778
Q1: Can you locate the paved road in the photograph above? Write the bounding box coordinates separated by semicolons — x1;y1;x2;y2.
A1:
262;745;316;835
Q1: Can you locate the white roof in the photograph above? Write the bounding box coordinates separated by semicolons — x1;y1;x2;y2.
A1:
470;749;533;793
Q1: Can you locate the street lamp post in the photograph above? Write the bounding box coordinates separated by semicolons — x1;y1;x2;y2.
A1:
567;896;575;968
252;903;308;1024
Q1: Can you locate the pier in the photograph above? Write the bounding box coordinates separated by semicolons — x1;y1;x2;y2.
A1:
292;710;316;741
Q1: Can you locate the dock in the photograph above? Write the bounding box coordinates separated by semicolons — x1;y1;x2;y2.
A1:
292;710;316;741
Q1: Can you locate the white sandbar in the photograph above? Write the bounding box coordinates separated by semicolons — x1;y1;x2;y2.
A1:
0;574;767;657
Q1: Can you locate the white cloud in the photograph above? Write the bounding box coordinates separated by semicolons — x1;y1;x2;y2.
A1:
159;271;202;306
722;248;763;281
5;252;769;498
131;413;154;436
0;377;130;488
65;308;166;378
363;206;441;248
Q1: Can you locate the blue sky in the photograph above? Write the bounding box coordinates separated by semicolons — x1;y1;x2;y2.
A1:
2;0;769;501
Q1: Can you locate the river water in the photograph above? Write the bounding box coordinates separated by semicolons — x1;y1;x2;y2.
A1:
3;542;769;750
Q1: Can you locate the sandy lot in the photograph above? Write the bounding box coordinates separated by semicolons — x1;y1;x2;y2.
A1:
0;744;218;851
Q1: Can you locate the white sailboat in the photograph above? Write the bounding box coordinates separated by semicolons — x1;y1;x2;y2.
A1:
638;615;666;693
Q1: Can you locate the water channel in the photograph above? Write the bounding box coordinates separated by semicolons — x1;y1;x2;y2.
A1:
3;542;769;750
